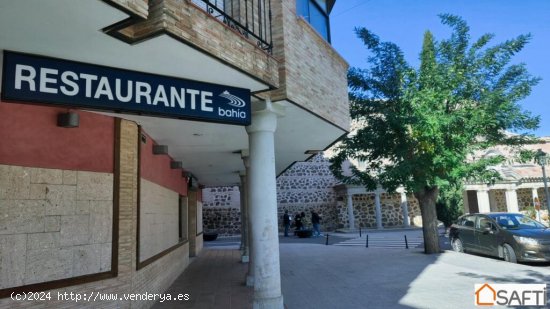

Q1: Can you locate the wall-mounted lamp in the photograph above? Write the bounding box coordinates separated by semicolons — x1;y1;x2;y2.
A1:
57;112;79;128
153;145;168;155
171;161;182;169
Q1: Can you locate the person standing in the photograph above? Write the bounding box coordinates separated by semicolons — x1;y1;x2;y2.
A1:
283;210;291;237
311;210;322;237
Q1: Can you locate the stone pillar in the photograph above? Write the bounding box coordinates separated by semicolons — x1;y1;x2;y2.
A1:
242;154;254;287
374;190;383;229
463;190;470;213
505;189;520;213
476;189;491;213
246;100;284;309
532;188;541;221
239;172;249;263
400;191;410;227
346;193;355;230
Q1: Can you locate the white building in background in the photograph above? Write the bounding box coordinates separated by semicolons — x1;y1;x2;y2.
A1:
463;137;550;222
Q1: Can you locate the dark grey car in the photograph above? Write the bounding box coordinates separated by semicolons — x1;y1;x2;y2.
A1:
449;212;550;263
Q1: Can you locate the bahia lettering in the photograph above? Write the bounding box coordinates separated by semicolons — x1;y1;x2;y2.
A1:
218;91;247;119
2;51;251;125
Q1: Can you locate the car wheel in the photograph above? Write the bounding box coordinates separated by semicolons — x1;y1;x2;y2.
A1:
452;238;464;253
502;244;517;263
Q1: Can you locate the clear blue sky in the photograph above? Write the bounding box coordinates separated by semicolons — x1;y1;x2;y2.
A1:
330;0;550;137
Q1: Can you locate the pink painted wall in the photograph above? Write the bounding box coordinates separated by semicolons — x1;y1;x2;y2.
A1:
0;101;114;172
140;131;188;196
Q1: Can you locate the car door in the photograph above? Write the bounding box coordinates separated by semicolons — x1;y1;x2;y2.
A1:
459;215;477;251
475;216;499;256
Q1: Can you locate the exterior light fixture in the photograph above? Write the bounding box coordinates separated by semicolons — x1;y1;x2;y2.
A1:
153;145;168;155
57;112;79;128
534;149;550;214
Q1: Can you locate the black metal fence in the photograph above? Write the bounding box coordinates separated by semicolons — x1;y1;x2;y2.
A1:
192;0;273;53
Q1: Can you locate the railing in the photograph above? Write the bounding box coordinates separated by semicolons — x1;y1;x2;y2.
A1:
191;0;273;53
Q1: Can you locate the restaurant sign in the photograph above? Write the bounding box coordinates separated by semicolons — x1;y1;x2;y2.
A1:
1;51;251;125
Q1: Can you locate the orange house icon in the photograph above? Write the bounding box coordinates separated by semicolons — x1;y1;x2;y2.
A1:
475;283;497;306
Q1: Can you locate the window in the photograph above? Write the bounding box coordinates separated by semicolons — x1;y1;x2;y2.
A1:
461;215;476;228
296;0;331;42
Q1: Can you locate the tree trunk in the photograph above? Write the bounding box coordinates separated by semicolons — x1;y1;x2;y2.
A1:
415;186;440;254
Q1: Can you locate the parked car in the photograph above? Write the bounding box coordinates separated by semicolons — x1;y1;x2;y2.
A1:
449;212;550;263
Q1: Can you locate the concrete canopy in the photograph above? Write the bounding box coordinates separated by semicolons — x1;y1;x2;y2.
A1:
0;0;346;186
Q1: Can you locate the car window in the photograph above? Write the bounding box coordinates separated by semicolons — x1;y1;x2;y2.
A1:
461;216;476;228
490;214;545;230
477;217;495;230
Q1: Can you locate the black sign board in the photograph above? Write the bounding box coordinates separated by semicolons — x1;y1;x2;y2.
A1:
1;51;251;125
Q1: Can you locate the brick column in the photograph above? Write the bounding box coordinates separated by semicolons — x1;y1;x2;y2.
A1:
116;119;139;276
188;190;198;257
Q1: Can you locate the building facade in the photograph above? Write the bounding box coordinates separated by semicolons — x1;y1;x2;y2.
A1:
463;139;550;223
0;0;349;308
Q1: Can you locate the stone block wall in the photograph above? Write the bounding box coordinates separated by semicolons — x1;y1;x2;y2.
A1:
0;165;113;289
277;154;340;231
139;179;180;262
0;117;196;308
346;193;420;228
202;186;241;235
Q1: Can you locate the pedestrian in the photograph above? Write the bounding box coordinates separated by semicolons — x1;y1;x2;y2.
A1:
283;210;290;237
311;210;322;237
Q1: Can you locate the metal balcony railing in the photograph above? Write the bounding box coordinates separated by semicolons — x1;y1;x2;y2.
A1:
191;0;273;53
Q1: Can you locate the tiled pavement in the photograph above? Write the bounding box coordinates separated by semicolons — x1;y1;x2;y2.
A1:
152;249;252;309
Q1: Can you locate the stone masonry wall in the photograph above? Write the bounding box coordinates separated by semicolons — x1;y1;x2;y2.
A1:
0;165;113;289
201;154;425;235
202;186;242;236
0;119;192;309
139;179;180;262
277;154;340;231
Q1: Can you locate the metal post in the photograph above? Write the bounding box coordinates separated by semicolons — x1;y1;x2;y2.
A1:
359;227;361;238
366;234;369;248
405;235;409;249
325;234;329;246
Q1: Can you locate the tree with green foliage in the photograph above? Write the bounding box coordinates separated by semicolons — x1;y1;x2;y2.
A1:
436;184;464;228
330;14;540;254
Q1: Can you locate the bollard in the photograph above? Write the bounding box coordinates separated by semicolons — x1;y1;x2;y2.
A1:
325;234;329;245
366;234;369;248
405;235;409;249
359;228;362;238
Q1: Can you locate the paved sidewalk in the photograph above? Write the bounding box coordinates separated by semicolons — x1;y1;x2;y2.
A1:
154;232;550;309
152;249;252;309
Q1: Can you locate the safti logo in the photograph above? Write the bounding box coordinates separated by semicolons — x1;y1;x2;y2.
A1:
474;283;547;306
219;91;246;108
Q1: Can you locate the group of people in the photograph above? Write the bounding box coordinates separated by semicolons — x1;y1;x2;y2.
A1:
282;209;322;237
